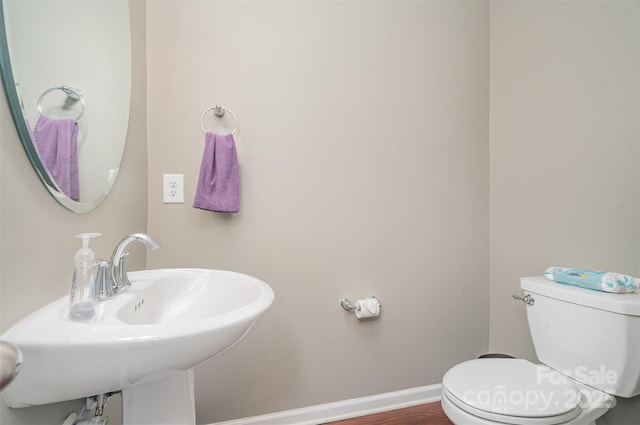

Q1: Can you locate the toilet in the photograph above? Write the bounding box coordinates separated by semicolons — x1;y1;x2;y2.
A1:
441;276;640;425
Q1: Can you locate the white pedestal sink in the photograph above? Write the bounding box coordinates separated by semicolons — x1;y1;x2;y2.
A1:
1;269;274;424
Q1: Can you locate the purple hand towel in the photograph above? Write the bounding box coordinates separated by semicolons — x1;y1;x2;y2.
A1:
32;115;79;201
193;132;239;213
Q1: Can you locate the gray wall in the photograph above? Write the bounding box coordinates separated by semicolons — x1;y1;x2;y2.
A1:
489;0;640;363
146;1;490;422
1;1;640;424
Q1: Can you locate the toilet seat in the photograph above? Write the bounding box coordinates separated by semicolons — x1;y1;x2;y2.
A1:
442;359;583;425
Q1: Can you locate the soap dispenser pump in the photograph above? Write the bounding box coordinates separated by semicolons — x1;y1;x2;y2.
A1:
69;233;101;321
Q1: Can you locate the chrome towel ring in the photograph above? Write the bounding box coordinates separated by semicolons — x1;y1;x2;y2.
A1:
37;86;85;121
200;105;238;135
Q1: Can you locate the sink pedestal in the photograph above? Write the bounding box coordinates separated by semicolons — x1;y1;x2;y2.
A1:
122;370;195;425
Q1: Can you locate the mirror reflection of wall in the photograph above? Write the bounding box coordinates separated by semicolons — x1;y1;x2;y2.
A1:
2;0;131;212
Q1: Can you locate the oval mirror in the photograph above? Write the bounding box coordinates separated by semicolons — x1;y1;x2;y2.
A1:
0;0;131;213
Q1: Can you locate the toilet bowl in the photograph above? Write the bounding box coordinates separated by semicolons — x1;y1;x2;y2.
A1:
441;276;640;425
441;358;613;425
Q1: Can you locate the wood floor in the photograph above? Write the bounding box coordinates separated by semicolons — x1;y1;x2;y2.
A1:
323;402;454;425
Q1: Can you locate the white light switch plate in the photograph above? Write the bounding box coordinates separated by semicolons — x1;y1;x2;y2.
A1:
163;174;184;203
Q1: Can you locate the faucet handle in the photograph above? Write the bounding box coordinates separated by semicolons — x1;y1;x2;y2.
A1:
94;260;113;301
117;250;132;286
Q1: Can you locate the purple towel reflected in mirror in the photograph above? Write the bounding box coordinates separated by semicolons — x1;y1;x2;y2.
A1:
32;114;79;201
193;132;240;213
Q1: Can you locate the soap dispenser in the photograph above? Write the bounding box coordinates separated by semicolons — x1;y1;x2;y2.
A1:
69;233;101;321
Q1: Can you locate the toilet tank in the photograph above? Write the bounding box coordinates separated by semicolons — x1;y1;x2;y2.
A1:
521;276;640;398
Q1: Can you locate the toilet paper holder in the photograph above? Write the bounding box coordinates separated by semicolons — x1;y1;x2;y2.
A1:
340;296;381;313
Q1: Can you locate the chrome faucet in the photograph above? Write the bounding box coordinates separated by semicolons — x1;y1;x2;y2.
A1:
94;233;161;301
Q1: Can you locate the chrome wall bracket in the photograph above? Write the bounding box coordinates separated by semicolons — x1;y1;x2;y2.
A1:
340;298;357;312
340;296;381;312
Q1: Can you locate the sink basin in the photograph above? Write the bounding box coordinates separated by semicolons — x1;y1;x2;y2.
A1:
1;268;274;413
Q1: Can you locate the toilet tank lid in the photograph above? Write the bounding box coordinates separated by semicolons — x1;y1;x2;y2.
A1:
521;276;640;316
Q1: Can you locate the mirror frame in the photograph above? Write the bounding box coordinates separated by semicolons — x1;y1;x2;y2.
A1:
0;0;130;213
0;1;59;194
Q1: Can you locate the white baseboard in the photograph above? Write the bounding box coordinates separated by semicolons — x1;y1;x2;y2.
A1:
210;383;442;425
